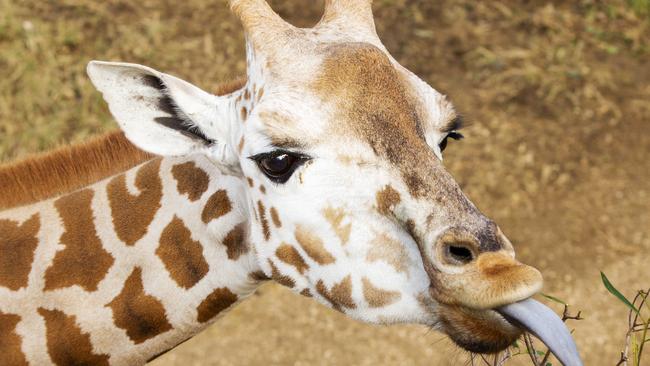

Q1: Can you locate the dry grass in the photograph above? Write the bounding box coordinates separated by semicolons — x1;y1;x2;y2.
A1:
1;0;649;365
0;0;246;160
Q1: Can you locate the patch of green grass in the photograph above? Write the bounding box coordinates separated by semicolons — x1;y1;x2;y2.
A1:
602;273;650;366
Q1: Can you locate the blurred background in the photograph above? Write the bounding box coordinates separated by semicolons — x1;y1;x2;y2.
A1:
1;0;648;364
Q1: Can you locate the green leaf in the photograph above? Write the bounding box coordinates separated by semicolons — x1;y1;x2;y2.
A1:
601;272;640;315
541;293;567;305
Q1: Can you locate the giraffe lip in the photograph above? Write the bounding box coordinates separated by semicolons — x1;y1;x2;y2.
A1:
496;298;583;366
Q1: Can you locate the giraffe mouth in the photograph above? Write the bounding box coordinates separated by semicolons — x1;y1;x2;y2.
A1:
437;299;583;366
496;298;583;366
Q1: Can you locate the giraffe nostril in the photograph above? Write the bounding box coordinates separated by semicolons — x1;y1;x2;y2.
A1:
434;228;480;266
445;244;474;265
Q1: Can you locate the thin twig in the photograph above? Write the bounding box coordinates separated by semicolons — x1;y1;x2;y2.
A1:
631;290;648;331
562;304;583;321
620;293;643;366
523;333;541;366
495;348;511;366
469;352;491;366
631;324;647;332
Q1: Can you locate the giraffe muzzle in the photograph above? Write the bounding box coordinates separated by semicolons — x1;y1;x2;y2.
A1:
427;225;543;310
425;228;583;365
428;250;544;309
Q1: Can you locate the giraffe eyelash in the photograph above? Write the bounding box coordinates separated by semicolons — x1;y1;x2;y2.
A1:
439;131;464;153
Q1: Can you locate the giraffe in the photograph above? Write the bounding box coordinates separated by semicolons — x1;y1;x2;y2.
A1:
0;1;583;365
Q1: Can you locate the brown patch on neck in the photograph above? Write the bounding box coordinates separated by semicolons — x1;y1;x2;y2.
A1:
44;189;115;292
107;159;163;246
171;162;210;202
316;275;355;311
106;267;172;344
156;216;209;289
196;287;238;323
275;244;309;274
0;214;40;290
295;225;335;265
268;260;295;288
361;277;401;308
0;311;28;366
0;131;153;210
38;307;110;365
201;190;232;224
222;222;249;260
249;270;270;282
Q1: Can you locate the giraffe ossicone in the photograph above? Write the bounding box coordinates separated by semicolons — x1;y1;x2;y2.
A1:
0;1;582;365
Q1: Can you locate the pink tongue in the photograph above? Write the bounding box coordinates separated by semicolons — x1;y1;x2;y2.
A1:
496;298;583;366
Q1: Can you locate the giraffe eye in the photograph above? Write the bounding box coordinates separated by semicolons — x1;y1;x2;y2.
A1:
250;150;310;184
439;132;464;152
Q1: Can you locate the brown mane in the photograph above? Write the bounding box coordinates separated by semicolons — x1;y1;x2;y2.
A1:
0;131;154;210
0;77;246;210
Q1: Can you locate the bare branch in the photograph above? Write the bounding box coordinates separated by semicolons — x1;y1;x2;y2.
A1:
523;333;541;366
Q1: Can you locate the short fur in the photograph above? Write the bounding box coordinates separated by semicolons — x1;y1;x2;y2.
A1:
0;131;153;210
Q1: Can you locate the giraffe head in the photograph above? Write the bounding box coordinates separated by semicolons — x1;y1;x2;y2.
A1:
86;0;580;359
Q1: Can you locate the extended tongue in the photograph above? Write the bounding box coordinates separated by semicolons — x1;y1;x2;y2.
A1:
496;298;583;366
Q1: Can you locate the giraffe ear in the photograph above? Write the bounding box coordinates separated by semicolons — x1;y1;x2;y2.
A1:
86;61;238;165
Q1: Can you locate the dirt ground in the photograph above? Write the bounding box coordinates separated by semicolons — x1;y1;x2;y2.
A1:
1;0;649;365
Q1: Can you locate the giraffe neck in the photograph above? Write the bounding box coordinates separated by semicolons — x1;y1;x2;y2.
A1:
0;154;264;366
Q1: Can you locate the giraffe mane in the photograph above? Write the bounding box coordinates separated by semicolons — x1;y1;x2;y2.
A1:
0;77;246;210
